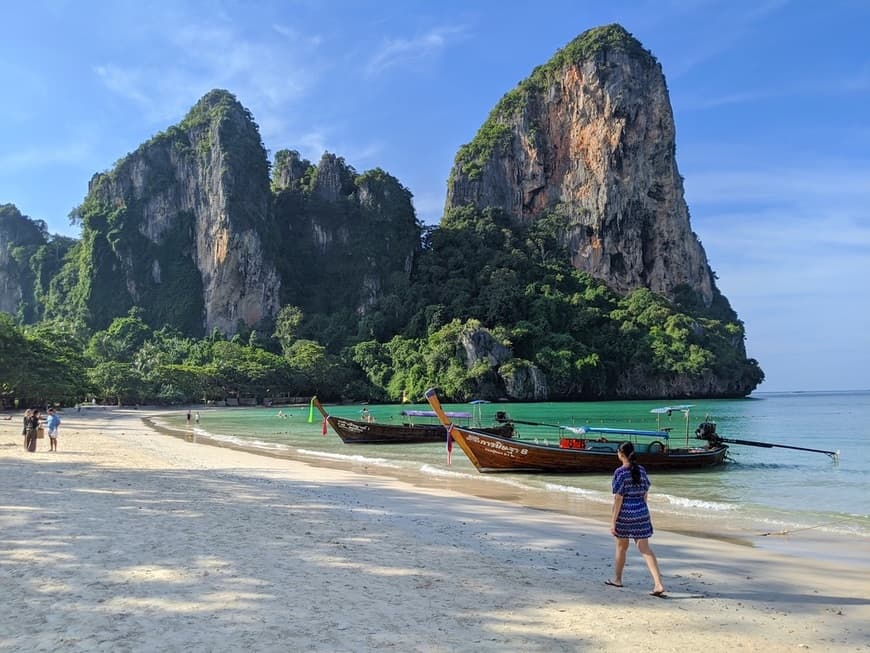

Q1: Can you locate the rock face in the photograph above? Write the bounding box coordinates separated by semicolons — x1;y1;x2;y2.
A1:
446;24;714;306
82;90;280;334
271;151;421;327
500;361;549;402
0;205;29;316
0;205;64;323
459;325;548;401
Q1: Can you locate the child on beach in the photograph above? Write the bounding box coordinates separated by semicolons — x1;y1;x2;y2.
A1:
46;408;61;452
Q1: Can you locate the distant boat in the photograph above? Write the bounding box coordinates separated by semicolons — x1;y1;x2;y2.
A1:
424;389;728;472
312;397;515;445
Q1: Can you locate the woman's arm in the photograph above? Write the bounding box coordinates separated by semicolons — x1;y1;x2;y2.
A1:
610;494;623;535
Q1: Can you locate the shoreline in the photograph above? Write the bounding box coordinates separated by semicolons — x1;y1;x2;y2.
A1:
146;411;870;571
2;408;869;651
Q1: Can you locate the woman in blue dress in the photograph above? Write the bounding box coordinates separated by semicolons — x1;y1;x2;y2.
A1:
606;441;666;597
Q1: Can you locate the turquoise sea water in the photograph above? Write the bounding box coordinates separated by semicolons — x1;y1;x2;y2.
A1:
157;391;870;560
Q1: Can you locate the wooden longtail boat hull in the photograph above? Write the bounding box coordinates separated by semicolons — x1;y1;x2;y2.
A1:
327;415;516;444
313;398;515;444
447;423;728;473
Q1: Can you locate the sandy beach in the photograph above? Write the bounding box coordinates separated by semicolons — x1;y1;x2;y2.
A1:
1;409;868;652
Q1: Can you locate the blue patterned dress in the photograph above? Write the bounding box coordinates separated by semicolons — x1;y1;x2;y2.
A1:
612;464;653;539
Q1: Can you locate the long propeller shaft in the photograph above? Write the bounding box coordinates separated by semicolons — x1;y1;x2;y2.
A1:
710;436;838;460
495;417;563;428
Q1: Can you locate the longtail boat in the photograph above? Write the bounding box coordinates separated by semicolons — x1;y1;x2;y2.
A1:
424;389;729;472
312;397;515;445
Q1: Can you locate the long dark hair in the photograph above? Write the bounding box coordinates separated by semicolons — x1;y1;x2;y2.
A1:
619;441;641;484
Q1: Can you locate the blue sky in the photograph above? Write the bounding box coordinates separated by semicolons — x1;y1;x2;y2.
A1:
1;0;868;392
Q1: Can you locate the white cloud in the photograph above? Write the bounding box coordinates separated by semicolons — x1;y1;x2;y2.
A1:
675;68;870;110
0;141;94;172
664;0;788;78
94;64;153;110
93;16;324;129
364;25;468;78
687;167;870;207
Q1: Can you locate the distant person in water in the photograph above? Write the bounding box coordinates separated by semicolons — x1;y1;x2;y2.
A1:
360;408;373;423
194;411;200;425
606;441;666;597
186;409;191;426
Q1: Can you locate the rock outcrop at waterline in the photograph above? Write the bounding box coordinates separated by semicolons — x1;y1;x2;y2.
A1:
446;24;714;307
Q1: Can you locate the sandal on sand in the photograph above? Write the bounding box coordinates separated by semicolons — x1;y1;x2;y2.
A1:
649;590;668;598
604;580;623;588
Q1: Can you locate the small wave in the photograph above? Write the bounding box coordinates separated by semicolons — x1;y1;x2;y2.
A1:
750;514;870;538
657;493;737;512
296;448;399;467
418;465;549;493
542;482;608;501
419;464;477;479
195;430;289;451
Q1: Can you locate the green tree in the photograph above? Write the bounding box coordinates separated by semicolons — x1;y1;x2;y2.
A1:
87;307;152;363
273;305;304;354
87;361;142;405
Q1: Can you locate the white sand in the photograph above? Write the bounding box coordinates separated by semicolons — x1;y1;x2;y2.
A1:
1;408;868;652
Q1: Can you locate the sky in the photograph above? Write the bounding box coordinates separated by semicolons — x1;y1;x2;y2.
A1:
1;0;868;393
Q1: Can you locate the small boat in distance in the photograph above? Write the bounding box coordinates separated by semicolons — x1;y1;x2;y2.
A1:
424;389;729;473
312;397;515;445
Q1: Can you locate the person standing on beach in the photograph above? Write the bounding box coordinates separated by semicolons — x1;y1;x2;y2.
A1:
194;411;200;425
46;408;61;452
24;409;40;452
22;409;32;448
606;441;667;597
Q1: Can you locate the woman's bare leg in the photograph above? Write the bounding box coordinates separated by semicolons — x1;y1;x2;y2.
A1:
636;539;665;593
611;538;629;585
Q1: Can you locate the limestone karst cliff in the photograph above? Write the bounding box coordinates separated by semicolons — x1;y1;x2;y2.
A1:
270;150;421;340
7;92;421;341
446;24;714;307
0;204;72;324
0;205;32;317
58;90;280;334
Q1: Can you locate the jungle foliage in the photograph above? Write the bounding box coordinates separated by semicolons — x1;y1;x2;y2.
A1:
0;190;763;406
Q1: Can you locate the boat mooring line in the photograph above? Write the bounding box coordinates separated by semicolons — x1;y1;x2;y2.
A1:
755;516;860;537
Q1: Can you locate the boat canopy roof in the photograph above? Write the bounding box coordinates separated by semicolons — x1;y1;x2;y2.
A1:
401;409;472;419
566;425;671;439
650;405;694;415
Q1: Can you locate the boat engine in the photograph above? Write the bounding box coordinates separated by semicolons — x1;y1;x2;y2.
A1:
695;421;721;445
